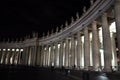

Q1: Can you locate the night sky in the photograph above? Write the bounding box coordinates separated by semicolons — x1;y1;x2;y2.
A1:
0;0;91;41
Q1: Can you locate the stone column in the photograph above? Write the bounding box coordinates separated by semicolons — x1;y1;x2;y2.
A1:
28;47;32;65
54;43;57;67
77;32;82;69
114;0;120;61
92;21;100;71
21;47;26;65
0;49;2;63
12;49;16;65
48;46;51;66
59;41;63;67
5;49;10;64
33;46;37;66
71;35;75;68
24;47;30;65
50;44;54;66
84;27;90;70
42;46;45;66
65;38;69;67
17;49;22;64
111;33;118;68
102;13;112;72
40;46;44;66
36;46;40;66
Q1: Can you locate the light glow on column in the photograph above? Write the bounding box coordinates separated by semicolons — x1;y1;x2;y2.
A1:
63;43;65;66
89;32;93;66
81;36;84;68
110;21;117;68
100;49;104;67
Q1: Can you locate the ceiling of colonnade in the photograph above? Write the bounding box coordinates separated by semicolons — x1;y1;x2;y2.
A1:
0;0;91;42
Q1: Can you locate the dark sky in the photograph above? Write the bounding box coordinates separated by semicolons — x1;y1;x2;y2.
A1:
0;0;90;41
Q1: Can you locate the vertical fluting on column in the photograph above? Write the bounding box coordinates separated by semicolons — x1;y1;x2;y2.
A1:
84;27;90;70
92;21;100;71
102;13;112;72
71;35;75;68
65;38;69;67
59;41;63;67
114;0;120;61
77;31;82;69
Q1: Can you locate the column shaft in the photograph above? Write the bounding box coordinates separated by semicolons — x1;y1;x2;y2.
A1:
92;21;100;71
59;41;63;67
114;0;120;60
84;27;90;70
65;38;69;67
77;32;82;69
102;13;112;72
71;35;75;68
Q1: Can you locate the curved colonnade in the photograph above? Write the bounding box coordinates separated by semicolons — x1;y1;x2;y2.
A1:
0;0;120;72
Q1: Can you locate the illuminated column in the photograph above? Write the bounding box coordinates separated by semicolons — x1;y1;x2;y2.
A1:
84;27;90;70
92;21;100;71
18;49;23;64
54;43;58;67
14;49;20;64
5;49;11;64
77;32;82;69
26;46;32;65
102;13;112;72
68;39;72;67
45;46;48;66
111;33;118;68
50;44;54;66
114;0;120;60
71;35;75;68
2;49;7;64
46;46;50;66
43;46;46;66
65;38;69;67
59;41;63;67
0;49;2;63
47;46;51;66
81;36;84;69
0;49;5;64
12;49;16;65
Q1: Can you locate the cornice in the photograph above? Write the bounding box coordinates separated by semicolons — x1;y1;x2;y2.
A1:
39;0;114;45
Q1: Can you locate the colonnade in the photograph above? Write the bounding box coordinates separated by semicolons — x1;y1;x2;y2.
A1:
0;48;23;65
0;0;120;72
